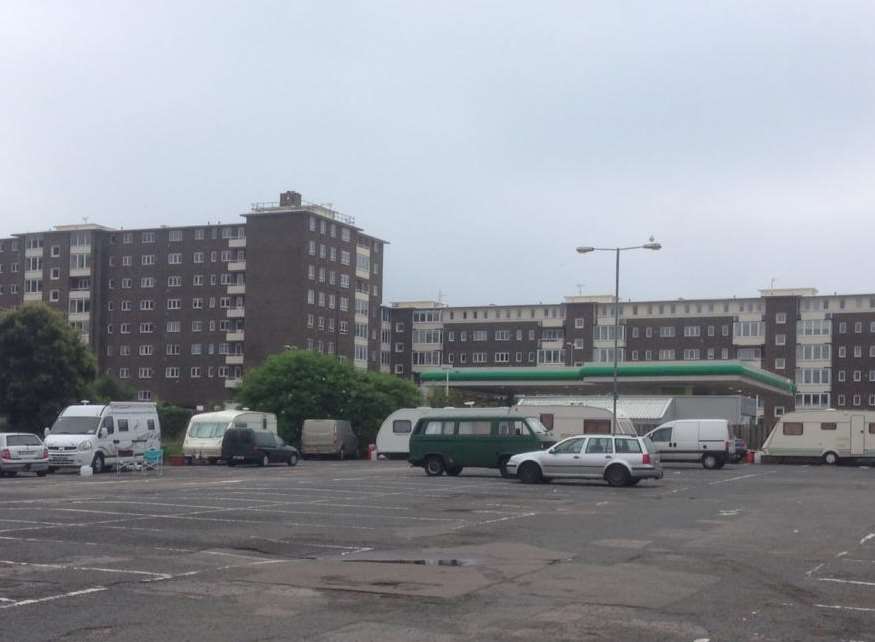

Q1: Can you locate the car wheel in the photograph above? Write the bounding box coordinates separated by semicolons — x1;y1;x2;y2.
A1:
260;454;269;467
91;453;105;474
823;451;839;466
605;464;631;487
288;452;299;467
498;456;512;478
702;453;718;470
446;466;463;476
425;456;445;476
518;462;542;484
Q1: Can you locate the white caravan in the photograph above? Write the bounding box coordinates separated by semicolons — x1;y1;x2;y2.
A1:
375;401;633;458
45;402;161;473
183;410;277;463
762;410;875;464
512;398;637;441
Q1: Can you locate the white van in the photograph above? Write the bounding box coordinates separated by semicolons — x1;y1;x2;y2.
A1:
183;410;277;464
645;419;735;469
301;419;358;459
762;410;875;464
45;402;161;473
512;399;637;441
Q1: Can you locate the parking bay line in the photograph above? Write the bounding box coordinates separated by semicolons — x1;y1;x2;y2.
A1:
0;587;108;610
0;559;171;580
708;471;776;486
818;577;875;588
816;603;875;613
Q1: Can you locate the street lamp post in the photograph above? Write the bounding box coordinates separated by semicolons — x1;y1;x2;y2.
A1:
576;241;662;435
440;363;453;398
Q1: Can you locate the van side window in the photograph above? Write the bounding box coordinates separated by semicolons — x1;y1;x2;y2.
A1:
650;427;671;442
870;423;875;435
102;416;115;434
498;420;527;436
457;421;491;436
147;419;156;431
782;422;803;436
235;422;248;429
118;419;129;432
539;414;554;430
821;423;837;431
393;420;412;434
263;417;267;430
423;421;453;435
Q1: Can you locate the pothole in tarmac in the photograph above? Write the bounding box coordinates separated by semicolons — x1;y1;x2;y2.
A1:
344;558;479;567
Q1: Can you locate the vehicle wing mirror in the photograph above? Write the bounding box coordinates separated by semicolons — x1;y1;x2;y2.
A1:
43;427;50;437
98;428;106;439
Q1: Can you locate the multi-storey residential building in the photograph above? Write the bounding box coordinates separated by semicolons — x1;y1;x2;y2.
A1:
382;288;875;432
0;190;386;409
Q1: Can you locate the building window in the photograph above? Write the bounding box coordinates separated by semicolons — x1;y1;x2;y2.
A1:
774;358;785;370
775;334;786;346
839;321;847;334
854;370;862;382
774;406;785;418
775;312;787;324
838;370;846;382
837;394;846;406
853;394;862;407
574;318;585;329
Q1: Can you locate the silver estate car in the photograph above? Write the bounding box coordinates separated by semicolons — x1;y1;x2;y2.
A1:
505;434;663;487
0;432;49;477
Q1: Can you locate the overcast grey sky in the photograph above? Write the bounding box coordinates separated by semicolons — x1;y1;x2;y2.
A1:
2;1;874;305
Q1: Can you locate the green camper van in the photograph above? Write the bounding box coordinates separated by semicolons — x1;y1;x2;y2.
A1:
408;408;554;477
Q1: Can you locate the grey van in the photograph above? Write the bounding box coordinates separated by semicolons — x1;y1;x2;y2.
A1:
301;419;359;459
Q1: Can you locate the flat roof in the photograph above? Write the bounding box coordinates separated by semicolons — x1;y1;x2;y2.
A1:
419;361;795;396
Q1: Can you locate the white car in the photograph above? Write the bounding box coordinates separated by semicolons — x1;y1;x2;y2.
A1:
0;432;49;477
505;434;663;487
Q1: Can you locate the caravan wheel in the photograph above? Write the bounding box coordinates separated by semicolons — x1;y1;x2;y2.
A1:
823;451;839;466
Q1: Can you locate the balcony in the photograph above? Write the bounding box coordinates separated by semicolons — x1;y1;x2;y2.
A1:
227;307;245;319
23;292;42;303
70;266;91;278
225;354;244;365
24;247;44;258
69;289;91;299
226;331;245;342
228;261;246;272
227;284;246;296
24;270;43;281
68;312;90;323
225;378;242;389
541;317;564;328
229;237;246;248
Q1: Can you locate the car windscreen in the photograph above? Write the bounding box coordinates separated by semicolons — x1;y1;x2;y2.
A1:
525;418;549;434
6;434;42;446
189;422;229;438
51;416;99;435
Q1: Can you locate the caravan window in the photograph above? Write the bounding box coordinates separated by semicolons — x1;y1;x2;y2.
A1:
539;414;554;430
782;422;803;436
118;419;129;432
821;422;837;431
147;419;155;431
869;423;875;435
393;420;412;434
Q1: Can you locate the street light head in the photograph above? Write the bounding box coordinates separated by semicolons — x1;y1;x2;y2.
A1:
643;242;662;251
576;246;595;254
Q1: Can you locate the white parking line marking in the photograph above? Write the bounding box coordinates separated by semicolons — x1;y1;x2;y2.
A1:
708;471;776;486
816;603;875;613
860;533;875;545
0;560;171;579
806;563;825;577
0;587;107;610
819;577;875;588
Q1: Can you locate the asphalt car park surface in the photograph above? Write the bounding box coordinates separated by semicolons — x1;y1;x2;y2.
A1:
1;461;874;641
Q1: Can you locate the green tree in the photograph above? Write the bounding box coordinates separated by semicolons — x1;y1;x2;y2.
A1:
157;403;194;442
0;304;96;432
235;351;421;448
87;374;137;403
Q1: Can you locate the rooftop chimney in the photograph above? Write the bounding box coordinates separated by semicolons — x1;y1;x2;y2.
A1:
279;191;302;207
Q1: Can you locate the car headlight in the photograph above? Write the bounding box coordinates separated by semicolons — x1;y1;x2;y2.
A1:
79;440;93;451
